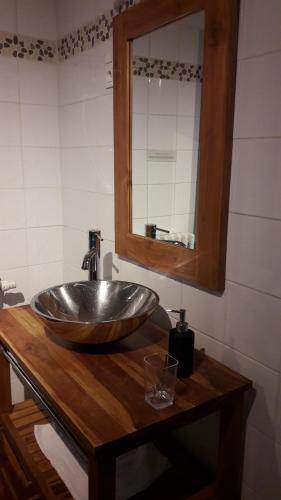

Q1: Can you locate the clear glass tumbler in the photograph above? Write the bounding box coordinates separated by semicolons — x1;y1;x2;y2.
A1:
144;353;178;410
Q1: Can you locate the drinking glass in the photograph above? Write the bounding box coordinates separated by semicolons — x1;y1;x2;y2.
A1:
144;353;178;410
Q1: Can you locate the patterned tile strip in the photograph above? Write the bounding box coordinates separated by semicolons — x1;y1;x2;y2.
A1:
0;31;57;62
57;0;139;61
132;56;203;83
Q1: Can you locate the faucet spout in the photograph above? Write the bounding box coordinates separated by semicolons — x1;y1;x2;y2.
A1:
81;247;97;270
81;230;102;280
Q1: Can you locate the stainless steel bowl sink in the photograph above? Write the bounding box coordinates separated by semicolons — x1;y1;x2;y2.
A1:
30;280;159;344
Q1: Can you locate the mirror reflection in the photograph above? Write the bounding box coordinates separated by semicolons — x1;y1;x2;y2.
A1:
131;11;204;250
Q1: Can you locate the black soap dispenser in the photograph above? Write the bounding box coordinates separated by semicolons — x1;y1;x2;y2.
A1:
167;309;194;378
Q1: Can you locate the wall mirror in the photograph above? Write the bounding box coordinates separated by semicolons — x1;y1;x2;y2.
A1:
113;0;239;292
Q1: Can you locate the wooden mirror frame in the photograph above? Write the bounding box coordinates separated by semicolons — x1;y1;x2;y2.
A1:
113;0;239;292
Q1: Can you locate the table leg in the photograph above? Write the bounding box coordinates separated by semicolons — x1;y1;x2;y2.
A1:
0;347;12;413
215;393;246;500
88;453;116;500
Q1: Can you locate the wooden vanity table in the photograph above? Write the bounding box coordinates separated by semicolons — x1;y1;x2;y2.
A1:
0;306;251;499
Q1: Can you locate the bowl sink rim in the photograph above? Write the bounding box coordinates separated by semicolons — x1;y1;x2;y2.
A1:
30;280;159;326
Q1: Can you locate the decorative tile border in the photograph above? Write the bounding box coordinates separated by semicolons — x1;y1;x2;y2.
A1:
0;31;56;62
0;0;139;63
17;35;56;62
132;56;203;83
58;0;138;61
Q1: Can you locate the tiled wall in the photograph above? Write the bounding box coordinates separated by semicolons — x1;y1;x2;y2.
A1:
0;0;63;310
57;0;281;498
0;0;62;404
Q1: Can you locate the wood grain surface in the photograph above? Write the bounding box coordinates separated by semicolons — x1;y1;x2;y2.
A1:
0;399;73;499
0;306;251;458
113;0;239;291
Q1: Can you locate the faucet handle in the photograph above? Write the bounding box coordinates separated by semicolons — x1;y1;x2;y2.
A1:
89;229;103;243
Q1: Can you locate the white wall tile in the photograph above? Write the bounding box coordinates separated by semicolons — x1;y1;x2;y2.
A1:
148;162;175;185
0;189;25;229
0;147;23;188
23;148;61;187
27;226;63;265
21;105;60;147
150;22;179;61
132;33;150;57
132;218;147;236
0;57;19;103
227;214;281;297
148;115;176;151
0;103;21;146
177;116;199;150
148;184;173;217
58;46;109;105
63;146;114;194
132;113;147;150
57;0;95;38
193;330;225;362
100;238;119;281
0;229;27;269
265;444;281;500
225;282;281;370
230;139;281;219
19;60;58;105
222;347;280;439
64;264;87;284
148;79;177;116
132;185;147;219
234;52;281;138
181;284;226;341
17;0;57;40
173;214;190;233
63;189;114;241
239;0;281;59
94;0;113;18
25;188;62;227
0;0;17;32
63;226;88;269
147;215;172;233
85;95;113;147
132;150;147;185
118;258;151;288
177;81;201;117
90;147;114;194
132;76;148;115
148;271;182;311
28;261;64;300
174;183;196;214
178;24;204;64
243;426;275;497
176;150;198;183
59;102;86;147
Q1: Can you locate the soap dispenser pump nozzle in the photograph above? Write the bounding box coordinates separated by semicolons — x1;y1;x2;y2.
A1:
167;308;188;333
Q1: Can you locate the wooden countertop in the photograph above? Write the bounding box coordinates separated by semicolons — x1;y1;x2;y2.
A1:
0;305;251;458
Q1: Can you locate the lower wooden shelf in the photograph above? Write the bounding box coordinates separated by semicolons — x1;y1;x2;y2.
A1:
0;399;215;500
0;399;73;499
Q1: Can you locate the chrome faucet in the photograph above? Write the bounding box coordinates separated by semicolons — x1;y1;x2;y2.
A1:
81;230;103;280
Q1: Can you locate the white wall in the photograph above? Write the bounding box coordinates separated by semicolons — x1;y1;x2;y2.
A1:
57;0;281;498
0;0;63;307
